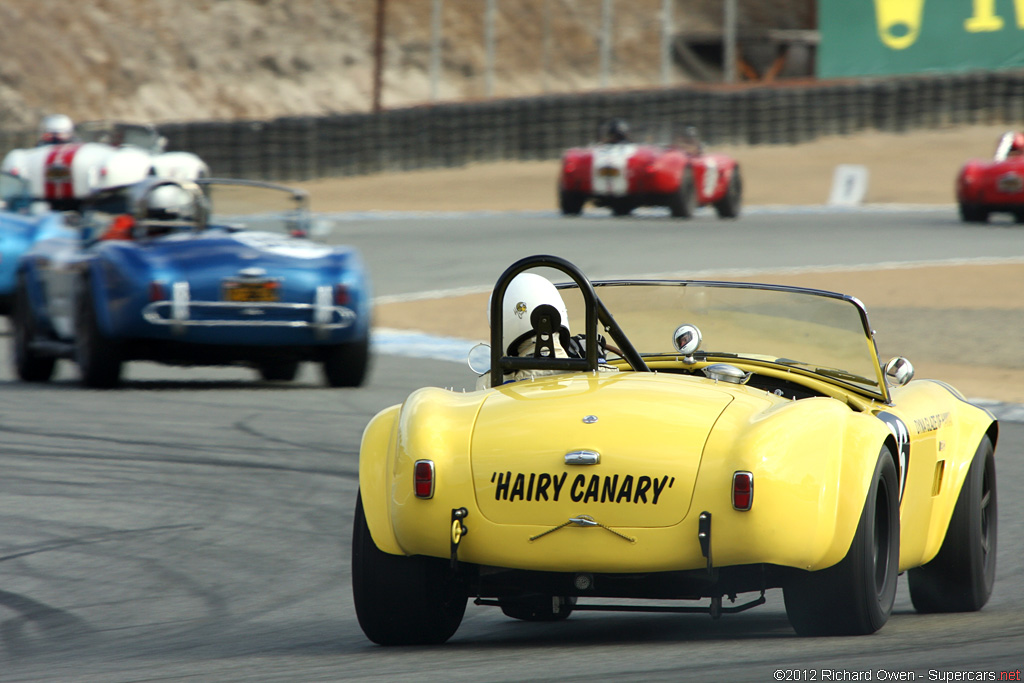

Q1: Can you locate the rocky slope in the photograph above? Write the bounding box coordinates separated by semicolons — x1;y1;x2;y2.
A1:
0;0;812;128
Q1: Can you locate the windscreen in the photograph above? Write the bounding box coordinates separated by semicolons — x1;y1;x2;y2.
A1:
202;181;308;234
76;123;161;151
561;281;885;398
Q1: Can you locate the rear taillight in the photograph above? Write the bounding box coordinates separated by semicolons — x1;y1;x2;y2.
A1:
335;284;350;306
732;471;753;511
414;460;434;499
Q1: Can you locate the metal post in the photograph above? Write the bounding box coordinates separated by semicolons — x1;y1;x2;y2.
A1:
485;0;496;98
723;0;737;83
430;0;442;101
372;0;387;112
600;0;612;88
661;0;673;85
542;0;551;93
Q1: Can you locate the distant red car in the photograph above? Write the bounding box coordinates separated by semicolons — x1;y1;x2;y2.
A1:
956;131;1024;223
558;132;742;219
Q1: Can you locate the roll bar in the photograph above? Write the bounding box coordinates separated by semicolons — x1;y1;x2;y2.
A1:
488;254;649;388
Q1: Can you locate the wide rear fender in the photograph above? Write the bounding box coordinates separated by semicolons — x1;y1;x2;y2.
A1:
99;147;153;191
559;148;593;192
79;245;152;336
14;258;50;322
645;150;688;194
695;397;893;571
359;388;487;556
956;161;983;201
390;389;486;553
692;154;738;202
78;259;114;334
358;404;404;555
330;248;372;336
889;379;998;566
2;148;29;175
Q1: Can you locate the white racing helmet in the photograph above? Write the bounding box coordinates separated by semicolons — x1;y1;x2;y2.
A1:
39;114;74;144
129;179;208;236
492;272;570;355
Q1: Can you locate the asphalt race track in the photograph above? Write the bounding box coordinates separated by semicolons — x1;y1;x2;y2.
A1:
332;205;1024;297
1;207;1022;682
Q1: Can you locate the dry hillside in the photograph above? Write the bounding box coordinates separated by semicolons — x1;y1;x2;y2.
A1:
0;0;812;128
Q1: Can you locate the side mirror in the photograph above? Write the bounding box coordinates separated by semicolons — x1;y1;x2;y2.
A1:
884;357;915;387
467;342;491;376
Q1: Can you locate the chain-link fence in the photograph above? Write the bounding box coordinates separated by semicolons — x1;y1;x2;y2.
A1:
3;70;1023;183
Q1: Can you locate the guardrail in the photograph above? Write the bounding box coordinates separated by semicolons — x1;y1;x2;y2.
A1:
3;70;1023;182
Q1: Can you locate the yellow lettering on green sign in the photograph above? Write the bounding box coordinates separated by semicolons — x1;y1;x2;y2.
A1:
966;0;1005;31
874;0;926;49
966;0;1024;30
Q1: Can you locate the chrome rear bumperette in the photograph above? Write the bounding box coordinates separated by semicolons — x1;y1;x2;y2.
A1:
142;300;356;329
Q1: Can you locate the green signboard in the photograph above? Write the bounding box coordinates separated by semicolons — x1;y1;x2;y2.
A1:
818;0;1024;77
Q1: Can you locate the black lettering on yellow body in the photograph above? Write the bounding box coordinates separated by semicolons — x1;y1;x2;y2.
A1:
913;411;950;434
493;471;674;504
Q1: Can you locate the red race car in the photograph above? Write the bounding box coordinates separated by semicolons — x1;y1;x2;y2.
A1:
558;121;742;219
956;131;1024;223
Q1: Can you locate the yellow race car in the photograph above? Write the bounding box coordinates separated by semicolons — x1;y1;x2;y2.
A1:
353;254;998;645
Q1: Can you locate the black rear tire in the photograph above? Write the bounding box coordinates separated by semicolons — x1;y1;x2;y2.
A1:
668;167;696;218
783;447;899;636
75;279;123;388
559;188;585;216
908;436;997;613
11;276;56;382
322;333;370;387
714;168;742;219
959;203;989;223
351;491;467;645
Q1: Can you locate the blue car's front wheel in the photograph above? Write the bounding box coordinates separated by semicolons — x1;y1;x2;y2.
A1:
11;276;56;383
75;278;123;389
321;334;369;387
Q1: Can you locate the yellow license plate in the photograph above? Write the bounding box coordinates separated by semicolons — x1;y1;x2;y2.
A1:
223;282;280;302
598;166;620;177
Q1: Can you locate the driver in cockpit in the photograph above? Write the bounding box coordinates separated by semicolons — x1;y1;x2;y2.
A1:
478;273;580;388
477;273;619;388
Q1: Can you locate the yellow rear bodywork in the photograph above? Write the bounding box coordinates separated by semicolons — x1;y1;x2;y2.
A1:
358;367;995;576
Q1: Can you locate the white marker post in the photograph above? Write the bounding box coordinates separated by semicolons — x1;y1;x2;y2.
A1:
828;164;870;206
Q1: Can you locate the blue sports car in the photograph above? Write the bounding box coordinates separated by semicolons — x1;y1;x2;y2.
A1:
0;171;78;314
11;177;371;387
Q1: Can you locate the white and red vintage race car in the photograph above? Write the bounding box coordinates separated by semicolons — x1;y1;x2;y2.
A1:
558;124;742;219
1;121;208;212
